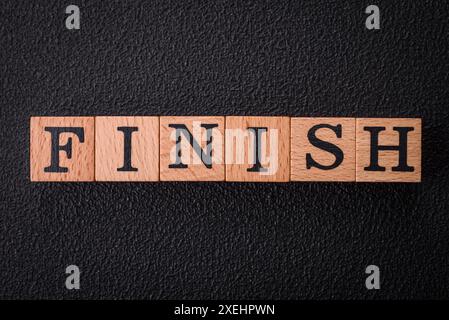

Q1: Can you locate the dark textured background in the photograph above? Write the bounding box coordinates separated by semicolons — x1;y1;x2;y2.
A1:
1;0;449;299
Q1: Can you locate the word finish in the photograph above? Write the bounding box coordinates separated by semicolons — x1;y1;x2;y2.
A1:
30;116;421;182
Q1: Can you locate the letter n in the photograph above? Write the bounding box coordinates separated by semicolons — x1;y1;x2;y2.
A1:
160;117;225;181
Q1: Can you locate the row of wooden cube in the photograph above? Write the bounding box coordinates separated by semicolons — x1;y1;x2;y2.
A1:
30;116;421;182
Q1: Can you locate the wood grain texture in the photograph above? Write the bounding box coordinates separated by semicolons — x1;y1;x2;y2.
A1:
291;117;355;181
160;116;225;181
225;116;290;182
30;117;94;181
356;118;421;182
95;117;159;181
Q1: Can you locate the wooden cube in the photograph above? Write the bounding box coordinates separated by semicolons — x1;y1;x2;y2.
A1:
356;118;421;182
225;116;290;182
291;117;355;181
95;117;159;181
30;117;95;181
160;116;225;181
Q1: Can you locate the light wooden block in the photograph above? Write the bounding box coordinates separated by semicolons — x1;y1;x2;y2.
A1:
95;117;159;181
291;117;355;181
356;118;421;182
160;116;225;181
30;117;94;181
225;116;290;182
